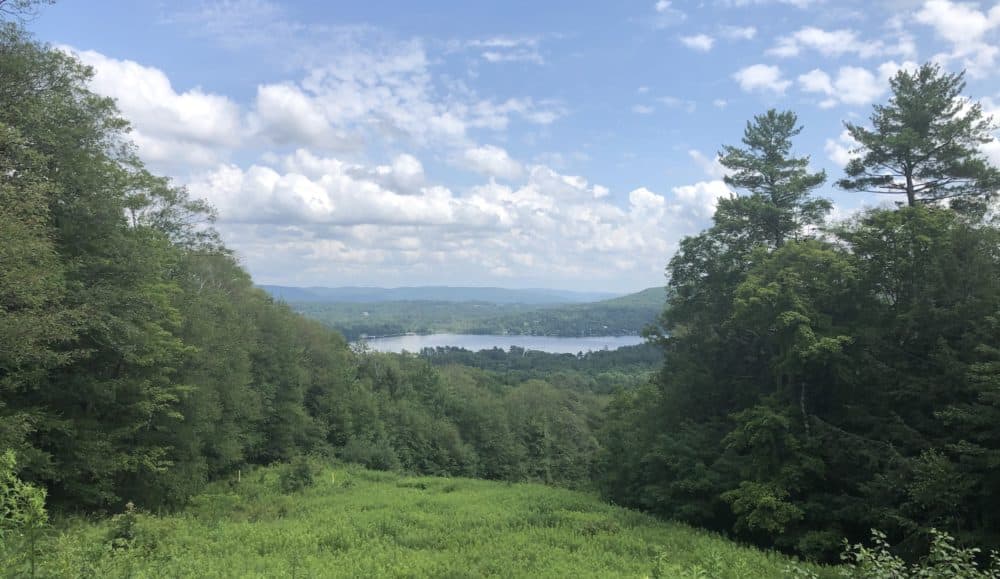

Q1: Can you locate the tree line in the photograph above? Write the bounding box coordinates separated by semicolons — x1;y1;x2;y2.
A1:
598;65;1000;562
292;287;664;341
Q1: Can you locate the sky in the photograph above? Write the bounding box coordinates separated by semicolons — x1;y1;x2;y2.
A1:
26;0;1000;292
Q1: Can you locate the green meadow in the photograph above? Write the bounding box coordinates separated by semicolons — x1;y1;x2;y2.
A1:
31;463;829;578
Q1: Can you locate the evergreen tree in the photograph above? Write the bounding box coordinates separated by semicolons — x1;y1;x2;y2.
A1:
718;109;829;249
838;63;1000;211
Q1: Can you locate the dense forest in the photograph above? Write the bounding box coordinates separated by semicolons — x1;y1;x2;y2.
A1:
598;85;1000;563
2;2;1000;575
292;287;666;340
418;344;662;394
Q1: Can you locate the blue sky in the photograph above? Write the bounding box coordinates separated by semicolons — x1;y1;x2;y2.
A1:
29;0;1000;292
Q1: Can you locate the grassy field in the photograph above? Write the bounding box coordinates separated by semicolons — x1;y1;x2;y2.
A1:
30;464;831;578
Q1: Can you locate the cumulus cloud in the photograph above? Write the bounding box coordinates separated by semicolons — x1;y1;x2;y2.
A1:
69;48;243;168
672;180;733;219
461;145;524;180
680;34;715;51
733;64;791;94
250;83;358;150
915;0;1000;77
825;130;861;167
184;148;719;290
768;27;912;59
797;66;887;107
71;39;567;180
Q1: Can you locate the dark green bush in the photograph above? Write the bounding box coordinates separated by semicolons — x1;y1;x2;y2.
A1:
339;438;402;472
278;457;316;494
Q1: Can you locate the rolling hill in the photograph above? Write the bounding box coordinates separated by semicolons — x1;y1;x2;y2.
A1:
289;287;668;339
259;285;619;304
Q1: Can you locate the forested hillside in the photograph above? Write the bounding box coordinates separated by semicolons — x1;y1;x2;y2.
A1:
261;285;617;304
293;287;666;339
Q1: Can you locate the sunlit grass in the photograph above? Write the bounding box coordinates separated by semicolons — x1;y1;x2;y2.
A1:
36;464;832;578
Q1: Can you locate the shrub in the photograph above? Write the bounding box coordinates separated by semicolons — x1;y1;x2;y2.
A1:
787;528;1000;578
278;456;316;494
108;501;138;549
0;450;48;577
339;437;401;472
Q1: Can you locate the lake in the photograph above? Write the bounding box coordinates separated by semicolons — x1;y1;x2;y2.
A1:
358;333;645;354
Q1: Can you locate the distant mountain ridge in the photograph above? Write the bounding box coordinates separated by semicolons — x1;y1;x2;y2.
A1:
285;286;668;340
258;285;620;304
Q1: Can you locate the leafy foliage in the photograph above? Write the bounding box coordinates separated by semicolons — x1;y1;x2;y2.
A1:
0;450;47;576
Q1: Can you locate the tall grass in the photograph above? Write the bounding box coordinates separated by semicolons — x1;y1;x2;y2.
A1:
22;462;831;578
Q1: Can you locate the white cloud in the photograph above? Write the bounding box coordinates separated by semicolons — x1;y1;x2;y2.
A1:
680;34;715;51
733;64;791;94
834;67;884;105
770;27;876;58
250;83;357;149
982;138;1000;168
719;25;757;40
191;158;475;228
915;0;1000;77
671;180;732;219
798;69;835;94
461;145;524;180
249;43;564;150
71;40;567;177
184;149;716;290
652;0;687;27
69;48;243;168
825;130;861;166
915;0;1000;47
797;66;886;107
713;98;729;108
768;26;915;60
632;104;656;114
384;154;426;192
688;150;729;179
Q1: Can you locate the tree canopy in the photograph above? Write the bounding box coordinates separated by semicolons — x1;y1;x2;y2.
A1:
600;79;1000;562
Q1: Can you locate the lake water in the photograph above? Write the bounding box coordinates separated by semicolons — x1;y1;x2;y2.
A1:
359;333;645;354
